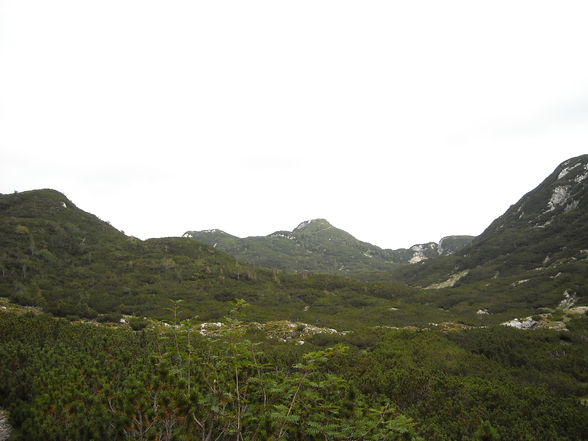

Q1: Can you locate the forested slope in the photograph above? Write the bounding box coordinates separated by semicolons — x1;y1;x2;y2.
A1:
0;190;451;328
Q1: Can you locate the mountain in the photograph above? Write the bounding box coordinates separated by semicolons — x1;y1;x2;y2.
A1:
0;189;251;319
396;154;588;313
466;154;588;272
3;155;587;327
2;170;588;441
184;219;473;273
0;189;451;328
438;235;476;255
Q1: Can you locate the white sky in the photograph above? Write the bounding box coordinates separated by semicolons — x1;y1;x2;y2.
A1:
1;1;587;249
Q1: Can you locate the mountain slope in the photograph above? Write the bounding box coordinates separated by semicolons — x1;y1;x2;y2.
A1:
1;192;586;441
185;219;473;273
0;189;451;328
466;154;588;272
5;153;587;331
396;154;588;313
0;189;252;319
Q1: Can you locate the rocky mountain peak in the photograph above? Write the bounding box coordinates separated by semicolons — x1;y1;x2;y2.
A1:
182;229;236;241
438;235;475;256
293;218;333;232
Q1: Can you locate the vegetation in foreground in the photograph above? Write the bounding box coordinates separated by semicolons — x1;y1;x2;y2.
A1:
1;309;586;441
2;155;588;440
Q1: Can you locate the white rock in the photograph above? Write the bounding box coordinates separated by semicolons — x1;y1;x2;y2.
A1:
535;219;553;228
476;309;489;315
502;317;537;329
574;171;588;183
270;232;295;240
547;186;570;211
0;410;12;441
511;279;529;287
409;254;426;264
199;322;223;336
425;270;469;289
409;243;437;263
569;306;588;315
557;162;582;179
564;200;579;213
294;220;311;230
200;322;222;331
558;290;577;310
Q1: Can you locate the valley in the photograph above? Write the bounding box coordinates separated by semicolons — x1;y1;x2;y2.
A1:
0;155;587;440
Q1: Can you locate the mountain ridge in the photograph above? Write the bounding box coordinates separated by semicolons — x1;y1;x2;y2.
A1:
2;161;588;441
184;219;473;273
393;154;588;314
0;189;454;328
2;154;587;326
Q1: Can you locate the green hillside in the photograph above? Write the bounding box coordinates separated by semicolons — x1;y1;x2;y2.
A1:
3;156;587;329
395;154;588;316
1;157;588;441
185;219;473;274
0;189;454;329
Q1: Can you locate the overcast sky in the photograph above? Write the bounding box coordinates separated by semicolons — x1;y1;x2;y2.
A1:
1;1;587;249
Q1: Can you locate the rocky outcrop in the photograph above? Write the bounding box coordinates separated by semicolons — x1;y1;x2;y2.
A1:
0;410;11;441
